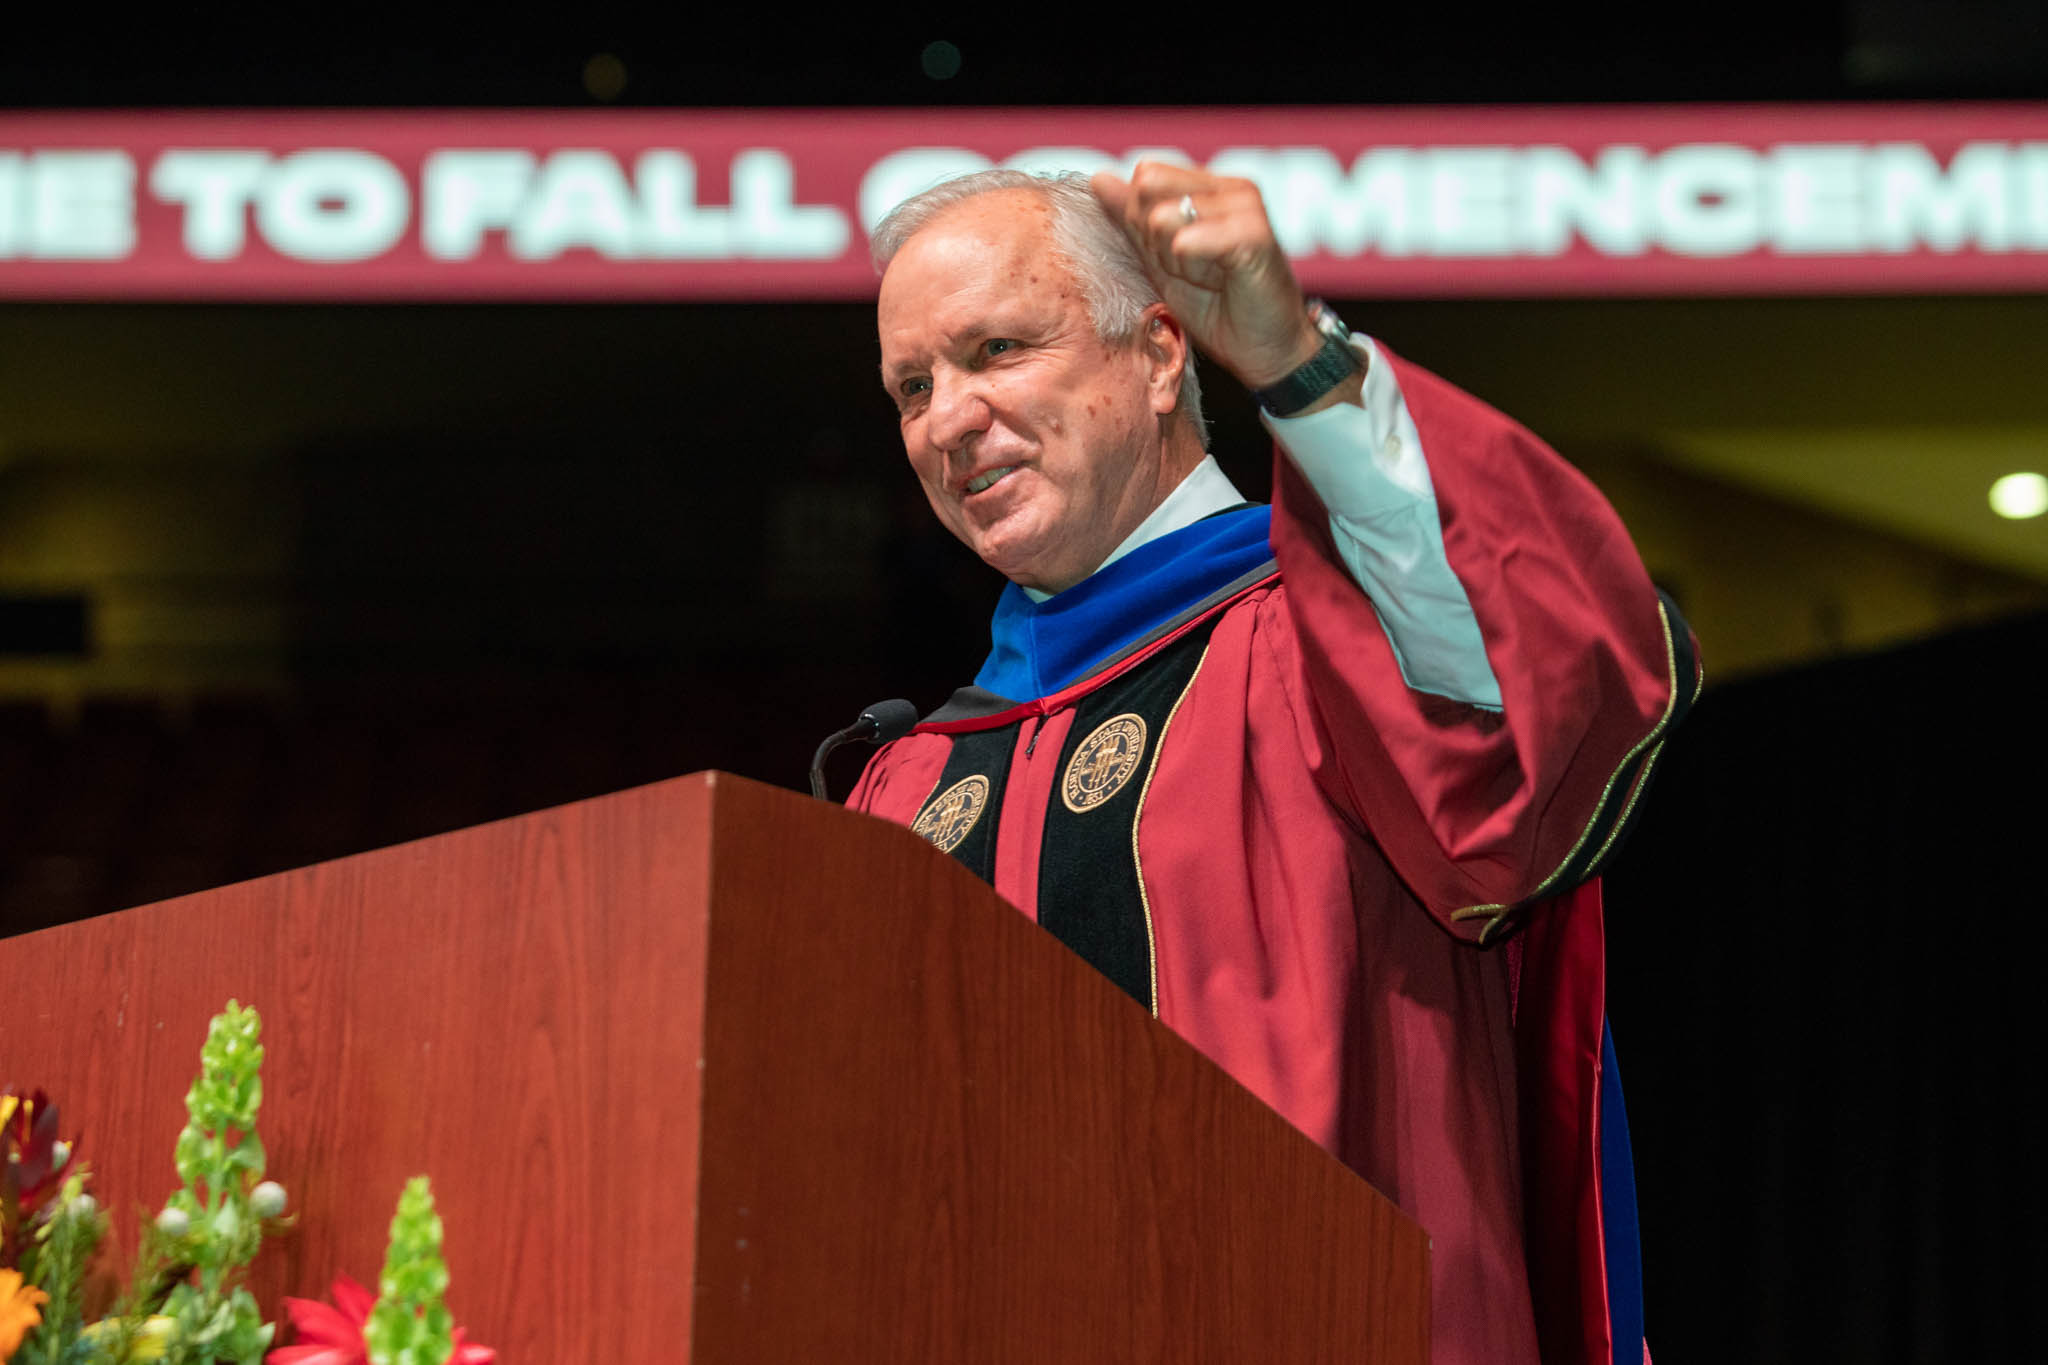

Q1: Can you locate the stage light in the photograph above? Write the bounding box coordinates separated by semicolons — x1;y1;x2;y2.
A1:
1989;472;2048;520
921;41;962;81
583;54;628;102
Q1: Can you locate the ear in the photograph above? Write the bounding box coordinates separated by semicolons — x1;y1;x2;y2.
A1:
1138;304;1188;417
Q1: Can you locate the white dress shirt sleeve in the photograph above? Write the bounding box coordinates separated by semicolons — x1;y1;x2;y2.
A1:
1260;336;1505;711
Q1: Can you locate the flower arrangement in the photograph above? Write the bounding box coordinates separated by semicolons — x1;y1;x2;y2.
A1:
1;1004;493;1365
271;1182;492;1365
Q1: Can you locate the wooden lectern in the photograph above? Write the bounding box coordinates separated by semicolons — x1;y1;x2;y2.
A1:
0;772;1428;1362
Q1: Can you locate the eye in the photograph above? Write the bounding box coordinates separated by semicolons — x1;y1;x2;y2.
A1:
981;338;1017;360
897;376;930;400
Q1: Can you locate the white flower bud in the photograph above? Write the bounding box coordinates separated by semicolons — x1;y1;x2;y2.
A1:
51;1139;71;1170
155;1206;191;1238
69;1192;98;1221
250;1180;287;1219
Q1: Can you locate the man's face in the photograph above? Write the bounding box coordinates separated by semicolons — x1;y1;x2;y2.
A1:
877;190;1177;594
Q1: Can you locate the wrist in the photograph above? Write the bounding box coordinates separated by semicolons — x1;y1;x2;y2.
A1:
1270;366;1366;420
1252;301;1365;418
1240;322;1327;392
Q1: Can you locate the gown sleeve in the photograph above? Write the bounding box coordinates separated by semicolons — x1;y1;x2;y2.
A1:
1264;335;1504;710
1266;340;1701;943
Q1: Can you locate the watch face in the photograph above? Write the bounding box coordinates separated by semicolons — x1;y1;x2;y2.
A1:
1307;298;1351;343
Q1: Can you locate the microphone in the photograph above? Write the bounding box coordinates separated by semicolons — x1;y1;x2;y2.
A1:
810;699;920;801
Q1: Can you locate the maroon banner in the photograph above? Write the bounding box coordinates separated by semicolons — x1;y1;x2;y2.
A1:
4;106;2047;300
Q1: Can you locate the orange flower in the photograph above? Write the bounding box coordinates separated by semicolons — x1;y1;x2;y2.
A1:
0;1267;49;1359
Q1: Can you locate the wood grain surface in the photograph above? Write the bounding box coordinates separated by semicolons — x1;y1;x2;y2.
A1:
1;771;1428;1363
693;777;1428;1365
0;773;714;1362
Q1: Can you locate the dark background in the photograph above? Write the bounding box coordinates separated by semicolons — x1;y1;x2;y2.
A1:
6;6;2045;108
7;7;2048;1362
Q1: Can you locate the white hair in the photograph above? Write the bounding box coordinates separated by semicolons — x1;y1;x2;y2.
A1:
871;169;1206;445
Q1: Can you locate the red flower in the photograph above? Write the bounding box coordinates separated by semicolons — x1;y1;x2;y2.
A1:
3;1087;76;1266
2;1088;68;1217
266;1275;495;1365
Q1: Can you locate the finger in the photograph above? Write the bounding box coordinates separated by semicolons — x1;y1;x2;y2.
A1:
1153;219;1243;291
1132;163;1263;239
1137;196;1260;279
1126;159;1218;199
1124;163;1212;237
1130;169;1262;231
1140;193;1196;258
1091;170;1169;273
1088;170;1135;223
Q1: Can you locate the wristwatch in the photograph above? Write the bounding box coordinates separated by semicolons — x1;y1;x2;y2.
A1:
1252;299;1363;418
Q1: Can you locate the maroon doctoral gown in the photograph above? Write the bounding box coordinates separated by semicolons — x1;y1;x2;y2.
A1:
850;346;1700;1365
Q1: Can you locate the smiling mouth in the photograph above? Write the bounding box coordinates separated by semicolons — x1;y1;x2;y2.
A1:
964;466;1018;495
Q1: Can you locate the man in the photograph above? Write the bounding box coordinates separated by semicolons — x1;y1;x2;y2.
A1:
849;163;1699;1365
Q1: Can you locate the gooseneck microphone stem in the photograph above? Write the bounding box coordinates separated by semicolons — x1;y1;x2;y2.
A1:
809;699;920;802
809;722;876;800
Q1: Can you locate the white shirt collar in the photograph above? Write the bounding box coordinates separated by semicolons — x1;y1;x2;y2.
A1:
1021;456;1247;603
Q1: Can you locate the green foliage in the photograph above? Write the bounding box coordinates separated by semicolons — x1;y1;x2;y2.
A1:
158;1001;275;1365
12;1172;105;1365
85;1216;205;1364
159;1283;270;1365
4;1002;304;1365
363;1179;454;1365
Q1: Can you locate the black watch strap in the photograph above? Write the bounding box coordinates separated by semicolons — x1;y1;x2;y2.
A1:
1253;301;1363;418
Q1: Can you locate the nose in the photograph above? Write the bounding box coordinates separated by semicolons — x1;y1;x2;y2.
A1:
923;366;992;459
